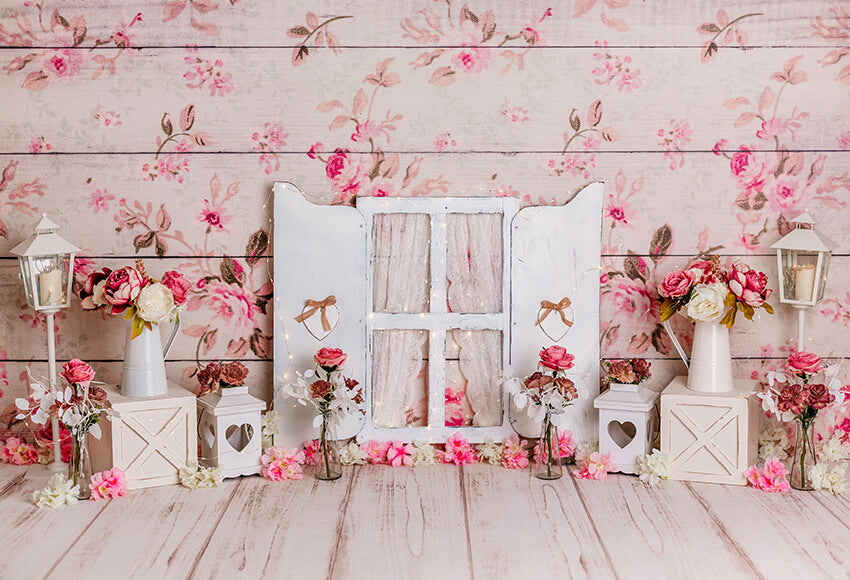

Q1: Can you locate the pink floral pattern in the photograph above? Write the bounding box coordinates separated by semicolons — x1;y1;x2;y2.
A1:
592;41;642;91
141;104;211;183
252;122;288;174
811;7;850;85
288;13;352;66
548;100;618;179
697;9;761;63
0;160;43;239
183;48;235;96
657;119;692;170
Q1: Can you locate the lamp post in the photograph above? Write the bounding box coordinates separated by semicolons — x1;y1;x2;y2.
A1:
769;211;837;351
10;214;80;471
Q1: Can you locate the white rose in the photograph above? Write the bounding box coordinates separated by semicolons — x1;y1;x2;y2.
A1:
685;282;728;322
136;282;175;324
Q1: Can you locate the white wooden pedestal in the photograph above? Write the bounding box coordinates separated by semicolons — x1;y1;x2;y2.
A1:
660;376;758;485
88;382;197;490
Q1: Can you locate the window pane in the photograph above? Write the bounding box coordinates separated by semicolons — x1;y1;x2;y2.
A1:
445;329;502;427
372;329;428;427
446;213;502;314
372;214;430;313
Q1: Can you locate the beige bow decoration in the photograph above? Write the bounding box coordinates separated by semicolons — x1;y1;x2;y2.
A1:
535;297;573;328
294;296;337;331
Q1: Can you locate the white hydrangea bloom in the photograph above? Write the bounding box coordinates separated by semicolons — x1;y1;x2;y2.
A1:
758;426;791;463
810;463;849;495
411;439;437;466
339;441;368;465
635;449;670;486
817;432;850;463
261;410;282;448
32;473;79;508
476;437;504;466
575;438;599;462
179;465;224;489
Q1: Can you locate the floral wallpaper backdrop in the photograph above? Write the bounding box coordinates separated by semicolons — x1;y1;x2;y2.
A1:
1;1;848;437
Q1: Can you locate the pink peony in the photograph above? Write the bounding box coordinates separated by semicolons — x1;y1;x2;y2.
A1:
361;440;390;464
539;345;575;371
728;263;771;307
658;269;696;299
787;351;821;377
302;439;319;465
573;452;615;481
102;266;145;315
89;468;128;500
502;434;529;469
440;433;478;466
386;441;413;467
314;347;347;370
1;437;38;465
161;270;190;306
262;446;305;481
202;280;261;336
61;359;95;386
746;458;789;492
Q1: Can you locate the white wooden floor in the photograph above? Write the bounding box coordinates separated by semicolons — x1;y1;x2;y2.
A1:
1;463;848;579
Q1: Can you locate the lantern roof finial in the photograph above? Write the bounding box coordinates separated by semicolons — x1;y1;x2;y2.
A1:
790;210;815;226
34;213;61;233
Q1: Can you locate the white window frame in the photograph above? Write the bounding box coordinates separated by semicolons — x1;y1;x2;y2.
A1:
356;197;519;443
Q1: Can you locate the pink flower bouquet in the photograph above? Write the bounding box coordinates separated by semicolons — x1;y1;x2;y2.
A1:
658;255;774;328
194;360;250;396
604;358;651;386
79;260;189;339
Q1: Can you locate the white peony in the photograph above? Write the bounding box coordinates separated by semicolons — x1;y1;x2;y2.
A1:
136;282;176;324
686;282;729;322
32;473;79;508
810;463;849;495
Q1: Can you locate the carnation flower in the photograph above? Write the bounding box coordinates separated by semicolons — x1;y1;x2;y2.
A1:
810;463;848;495
1;437;39;465
411;439;437;465
502;434;529;469
573;451;614;480
220;361;249;387
361;440;389;464
476;437;504;466
745;457;790;492
386;441;413;467
635;449;669;485
89;468;128;500
32;473;79;508
439;432;478;466
261;446;305;481
302;439;320;465
339;441;369;465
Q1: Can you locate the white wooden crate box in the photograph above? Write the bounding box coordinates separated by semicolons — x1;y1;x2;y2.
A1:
88;382;197;490
660;376;758;486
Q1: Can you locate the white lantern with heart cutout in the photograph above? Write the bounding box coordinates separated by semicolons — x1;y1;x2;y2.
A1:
593;382;659;475
197;386;265;478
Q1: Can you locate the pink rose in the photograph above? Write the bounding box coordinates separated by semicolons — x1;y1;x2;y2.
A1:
728;263;771;307
325;149;350;181
43;49;83;79
61;359;95;386
314;347;347;370
452;46;490;73
787;351;821;377
539;346;575;371
658;269;696;298
161;270;190;306
768;177;802;213
102;267;145;314
202;280;261;336
729;146;767;192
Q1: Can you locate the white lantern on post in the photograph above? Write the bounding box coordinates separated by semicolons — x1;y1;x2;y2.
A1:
197;387;265;478
769;211;837;350
593;383;658;474
10;214;80;471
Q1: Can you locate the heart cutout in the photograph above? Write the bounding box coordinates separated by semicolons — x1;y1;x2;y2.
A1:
607;420;637;449
300;303;340;342
225;423;255;453
202;422;216;452
536;303;574;342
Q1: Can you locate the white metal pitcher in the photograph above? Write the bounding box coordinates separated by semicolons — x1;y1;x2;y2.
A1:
663;319;734;393
120;318;180;398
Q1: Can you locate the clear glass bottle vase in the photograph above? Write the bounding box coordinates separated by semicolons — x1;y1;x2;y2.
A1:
534;411;563;480
316;412;342;481
69;432;93;499
790;418;817;491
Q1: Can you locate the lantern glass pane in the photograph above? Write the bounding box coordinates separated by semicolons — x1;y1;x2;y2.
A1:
17;257;36;308
32;253;70;309
780;249;818;302
817;251;831;302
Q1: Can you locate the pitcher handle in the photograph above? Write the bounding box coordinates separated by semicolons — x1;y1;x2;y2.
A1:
162;314;181;359
662;319;689;369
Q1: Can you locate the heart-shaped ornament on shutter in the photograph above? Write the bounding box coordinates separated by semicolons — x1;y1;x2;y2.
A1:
295;296;340;341
535;298;574;342
225;423;255;453
607;420;637;449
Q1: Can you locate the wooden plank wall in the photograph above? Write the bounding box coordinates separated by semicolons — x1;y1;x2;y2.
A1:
0;1;848;421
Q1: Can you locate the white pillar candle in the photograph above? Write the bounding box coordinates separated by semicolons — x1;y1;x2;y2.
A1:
794;265;816;302
38;268;63;305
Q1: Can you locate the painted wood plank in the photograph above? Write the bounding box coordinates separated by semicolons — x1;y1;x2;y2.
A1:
573;472;757;578
329;465;472;579
462;463;615;578
0;1;836;48
189;468;355;579
45;476;241;579
686;481;850;578
0;468;108;579
0;47;845;154
2;152;848;260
